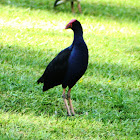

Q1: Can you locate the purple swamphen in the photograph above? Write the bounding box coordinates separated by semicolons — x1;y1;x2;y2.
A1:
37;19;88;116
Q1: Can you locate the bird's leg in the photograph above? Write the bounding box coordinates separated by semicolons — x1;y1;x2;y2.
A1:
62;88;71;116
77;1;82;13
67;88;75;116
71;1;75;13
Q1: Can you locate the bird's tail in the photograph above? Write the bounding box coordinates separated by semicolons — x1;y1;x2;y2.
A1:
37;76;44;84
54;0;64;7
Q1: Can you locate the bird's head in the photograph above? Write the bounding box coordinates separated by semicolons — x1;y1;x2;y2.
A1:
65;19;83;34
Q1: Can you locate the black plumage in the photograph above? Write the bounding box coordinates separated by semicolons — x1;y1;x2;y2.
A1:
37;48;71;91
37;19;88;116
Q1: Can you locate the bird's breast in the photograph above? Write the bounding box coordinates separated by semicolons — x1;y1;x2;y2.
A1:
68;49;88;73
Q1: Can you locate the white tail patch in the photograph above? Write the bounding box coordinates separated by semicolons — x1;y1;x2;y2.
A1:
56;0;64;5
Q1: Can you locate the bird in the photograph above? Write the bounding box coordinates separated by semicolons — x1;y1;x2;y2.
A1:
37;19;88;116
54;0;82;13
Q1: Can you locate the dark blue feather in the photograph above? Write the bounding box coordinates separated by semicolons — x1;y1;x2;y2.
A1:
37;20;88;91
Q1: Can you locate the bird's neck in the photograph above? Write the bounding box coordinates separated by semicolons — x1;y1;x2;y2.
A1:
73;30;83;42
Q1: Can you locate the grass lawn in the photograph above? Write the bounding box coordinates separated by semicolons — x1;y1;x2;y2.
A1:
0;0;140;139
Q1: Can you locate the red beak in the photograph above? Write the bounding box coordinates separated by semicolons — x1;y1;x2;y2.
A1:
65;19;77;29
65;23;72;29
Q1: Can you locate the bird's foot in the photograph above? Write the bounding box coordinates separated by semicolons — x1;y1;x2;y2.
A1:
67;111;75;116
67;112;71;116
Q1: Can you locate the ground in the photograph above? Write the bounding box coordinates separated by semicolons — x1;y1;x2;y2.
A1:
0;0;140;139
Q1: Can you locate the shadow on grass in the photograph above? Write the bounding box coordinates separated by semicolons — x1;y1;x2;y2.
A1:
1;44;139;80
87;61;140;81
0;44;139;121
0;0;139;22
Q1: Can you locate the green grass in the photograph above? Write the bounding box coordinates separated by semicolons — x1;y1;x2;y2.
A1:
0;0;140;139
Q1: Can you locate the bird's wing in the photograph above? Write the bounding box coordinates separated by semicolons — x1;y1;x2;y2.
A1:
37;47;71;91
